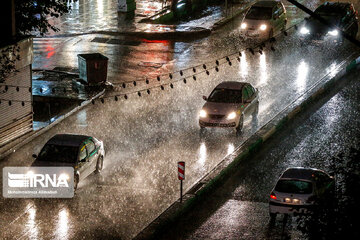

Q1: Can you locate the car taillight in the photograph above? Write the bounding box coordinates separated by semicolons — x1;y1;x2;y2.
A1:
270;192;276;200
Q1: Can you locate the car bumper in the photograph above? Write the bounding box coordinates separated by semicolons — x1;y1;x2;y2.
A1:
299;34;342;44
199;120;236;128
242;30;268;39
269;201;312;214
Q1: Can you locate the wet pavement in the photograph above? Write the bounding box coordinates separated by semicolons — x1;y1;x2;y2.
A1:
1;0;360;239
32;0;307;83
44;0;242;36
46;0;163;35
157;63;360;240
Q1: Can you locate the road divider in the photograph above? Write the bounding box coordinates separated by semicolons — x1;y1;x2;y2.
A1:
134;55;360;240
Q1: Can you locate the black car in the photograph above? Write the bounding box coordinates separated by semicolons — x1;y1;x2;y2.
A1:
32;134;105;190
299;2;358;42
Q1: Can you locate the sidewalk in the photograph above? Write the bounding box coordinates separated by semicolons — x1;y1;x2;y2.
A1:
45;0;253;38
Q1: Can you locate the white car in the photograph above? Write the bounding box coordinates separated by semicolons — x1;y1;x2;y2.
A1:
269;167;335;220
199;81;259;133
240;0;287;39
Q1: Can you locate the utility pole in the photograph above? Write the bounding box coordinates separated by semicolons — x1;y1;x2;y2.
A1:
1;0;16;41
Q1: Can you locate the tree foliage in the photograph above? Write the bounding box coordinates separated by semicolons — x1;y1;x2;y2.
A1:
15;0;76;36
0;45;20;83
1;0;76;81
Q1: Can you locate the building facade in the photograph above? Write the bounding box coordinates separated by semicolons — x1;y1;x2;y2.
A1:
0;37;33;147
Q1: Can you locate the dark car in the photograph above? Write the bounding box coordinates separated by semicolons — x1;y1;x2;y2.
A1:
299;2;358;42
269;167;335;221
32;134;105;190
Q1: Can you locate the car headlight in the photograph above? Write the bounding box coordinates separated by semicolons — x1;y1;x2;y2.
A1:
227;111;237;120
199;109;207;118
328;29;338;36
259;24;267;31
59;173;70;180
300;27;310;35
241;23;247;29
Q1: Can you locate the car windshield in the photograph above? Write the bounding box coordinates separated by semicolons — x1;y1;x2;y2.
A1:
308;14;340;27
37;144;78;163
315;6;346;17
275;180;313;194
208;88;242;103
245;7;273;20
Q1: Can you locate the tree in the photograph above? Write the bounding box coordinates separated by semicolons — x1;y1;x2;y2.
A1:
15;0;76;36
1;0;77;82
0;44;20;83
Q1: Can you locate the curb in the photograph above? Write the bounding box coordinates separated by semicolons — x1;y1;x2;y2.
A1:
49;28;212;40
0;89;105;160
133;55;360;240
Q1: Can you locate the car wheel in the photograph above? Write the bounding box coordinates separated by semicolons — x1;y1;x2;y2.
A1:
200;127;206;136
352;24;358;38
268;29;274;40
74;175;79;191
270;212;277;222
252;101;259;116
236;115;244;134
282;20;287;31
95;156;104;174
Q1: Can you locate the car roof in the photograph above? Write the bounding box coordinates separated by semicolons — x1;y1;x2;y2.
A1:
253;0;279;8
280;167;324;181
315;2;350;13
215;81;248;90
46;134;92;147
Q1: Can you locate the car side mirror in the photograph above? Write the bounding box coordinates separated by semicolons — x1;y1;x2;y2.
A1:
32;154;37;158
202;96;207;101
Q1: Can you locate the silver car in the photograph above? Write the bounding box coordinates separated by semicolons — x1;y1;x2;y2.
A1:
199;81;259;133
241;0;287;39
269;167;335;221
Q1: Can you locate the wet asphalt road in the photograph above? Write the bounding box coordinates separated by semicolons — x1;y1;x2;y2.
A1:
32;0;307;83
157;60;360;240
1;0;360;239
